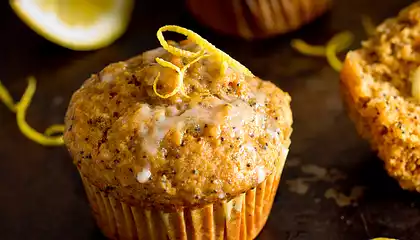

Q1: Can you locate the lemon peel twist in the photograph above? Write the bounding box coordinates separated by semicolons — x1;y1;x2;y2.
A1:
292;31;354;72
325;31;354;71
154;25;254;99
291;31;354;57
157;25;253;76
0;81;17;112
325;43;342;72
328;31;355;50
153;54;208;98
16;77;64;146
291;40;327;57
44;124;66;136
157;27;202;59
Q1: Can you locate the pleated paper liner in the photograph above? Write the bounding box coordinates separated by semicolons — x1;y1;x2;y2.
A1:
187;0;332;39
80;150;287;240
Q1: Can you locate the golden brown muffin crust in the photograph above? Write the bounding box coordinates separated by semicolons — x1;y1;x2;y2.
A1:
341;3;420;192
186;0;331;39
64;41;292;209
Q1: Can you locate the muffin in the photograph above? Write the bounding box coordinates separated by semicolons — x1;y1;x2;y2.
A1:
186;0;332;40
341;3;420;192
64;26;293;239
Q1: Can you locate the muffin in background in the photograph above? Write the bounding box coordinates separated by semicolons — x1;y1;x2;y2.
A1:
64;26;293;239
187;0;332;40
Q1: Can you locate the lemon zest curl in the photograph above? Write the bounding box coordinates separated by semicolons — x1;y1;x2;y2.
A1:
290;40;327;57
154;25;254;99
44;124;66;136
325;43;342;72
153;54;208;98
157;25;253;76
291;31;354;57
0;81;17;112
291;31;354;72
16;77;64;146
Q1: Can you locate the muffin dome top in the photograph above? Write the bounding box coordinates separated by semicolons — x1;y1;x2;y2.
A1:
64;26;292;208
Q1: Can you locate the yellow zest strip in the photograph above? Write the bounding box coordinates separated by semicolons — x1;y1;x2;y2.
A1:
290;40;326;56
16;77;64;146
292;31;354;72
325;31;354;72
362;15;376;36
157;25;253;77
325;43;342;72
157;26;202;59
153;59;181;98
44;124;65;136
328;31;354;51
0;81;17;112
153;54;208;98
179;54;210;95
291;31;354;57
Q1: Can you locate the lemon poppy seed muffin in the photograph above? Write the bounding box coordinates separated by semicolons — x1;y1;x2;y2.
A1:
187;0;332;40
64;26;292;239
341;3;420;192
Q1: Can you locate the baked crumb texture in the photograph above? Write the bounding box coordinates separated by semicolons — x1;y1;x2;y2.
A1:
341;2;420;191
64;40;292;208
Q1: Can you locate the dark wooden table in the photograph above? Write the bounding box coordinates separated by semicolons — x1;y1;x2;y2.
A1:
1;0;419;239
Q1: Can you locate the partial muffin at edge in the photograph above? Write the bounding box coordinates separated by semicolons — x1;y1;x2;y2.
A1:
341;2;420;191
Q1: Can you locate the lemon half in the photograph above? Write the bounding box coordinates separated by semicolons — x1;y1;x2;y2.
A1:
10;0;134;51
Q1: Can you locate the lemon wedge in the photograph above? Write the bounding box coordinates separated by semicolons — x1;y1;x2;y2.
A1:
10;0;134;50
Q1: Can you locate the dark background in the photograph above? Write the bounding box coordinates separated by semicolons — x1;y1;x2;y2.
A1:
0;0;419;239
